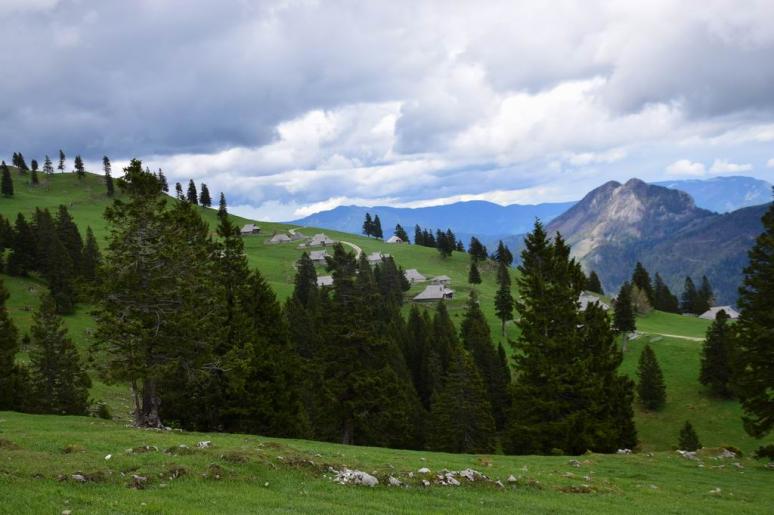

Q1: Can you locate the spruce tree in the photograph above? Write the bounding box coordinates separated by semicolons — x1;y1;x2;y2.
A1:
614;282;636;334
293;252;319;308
218;192;228;219
697;276;713;314
494;240;513;266
175;182;183;199
394;224;409;243
7;213;35;276
15;153;28;171
373;215;383;239
57;150;65;173
186;179;198;204
28;295;91;415
30;167;39;185
468;237;488;262
1;161;13;197
56;205;84;273
362;213;373;237
81;227;101;285
103;156;114;197
36;208;77;314
30;159;39;173
157;169;169;192
199;183;212;207
637;344;666;410
653;273;679;313
414;225;423;246
73;155;85;178
43;155;54;174
427;350;496;454
631;262;654;304
494;261;514;335
468;260;482;284
733;193;774;439
0;278;25;411
586;270;603;294
699;310;733;398
680;276;699;314
678;421;701;451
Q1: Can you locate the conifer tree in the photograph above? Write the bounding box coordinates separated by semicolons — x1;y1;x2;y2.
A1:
431;301;457;377
733;194;774;439
394;224;409;243
637;344;666;410
57;150;66;173
653;273;679;313
1;161;13;197
7;213;35;276
427;349;497;454
186;179;198;204
43;155;54;174
218;192;228;219
293;252;319;308
30;159;38;173
73;155;85;178
680;276;699;314
700;310;733;398
373;215;383;239
614;282;636;334
36;208;77;314
30;165;39;185
586;270;603;294
494;240;513;266
696;276;713;314
81;227;102;285
175;182;183;199
157;169;168;192
15;152;28;171
631;262;654;304
199;183;212;207
414;225;423;246
0;278;25;411
362;213;373;237
28;295;91;414
630;284;653;314
494;261;514;335
468;260;481;284
678;421;701;451
404;306;433;409
103;156;114;197
468;237;488;262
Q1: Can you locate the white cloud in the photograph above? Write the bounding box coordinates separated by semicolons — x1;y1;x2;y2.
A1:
567;148;627;167
709;159;752;173
665;159;706;176
766;158;774;168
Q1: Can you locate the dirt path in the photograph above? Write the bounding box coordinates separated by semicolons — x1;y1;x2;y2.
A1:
340;240;363;257
640;332;704;342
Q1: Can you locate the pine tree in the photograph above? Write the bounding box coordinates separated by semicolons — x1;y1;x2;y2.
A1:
0;278;25;411
293;252;319;308
30;159;39;173
494;240;513;266
586;270;603;294
57;149;65;173
186;179;198;204
678;421;701;451
30;165;39;185
680;276;699;314
15;153;28;171
43;155;54;174
468;260;482;284
733;193;774;439
631;262;654;304
81;227;101;285
468;237;488;262
175;182;183;199
7;213;35;276
158;169;169;192
362;213;373;237
73;155;85;178
28;295;91;414
426;350;496;454
696;276;713;314
36;208;77;314
103;156;114;197
373;215;383;239
494;261;514;335
1;161;13;197
55;205;84;276
653;273;679;313
700;310;733;398
637;344;666;410
218;192;228;219
199;183;212;207
414;225;423;246
394;224;409;243
614;282;636;334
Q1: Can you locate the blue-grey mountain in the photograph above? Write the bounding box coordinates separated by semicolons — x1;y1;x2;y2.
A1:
655;176;772;213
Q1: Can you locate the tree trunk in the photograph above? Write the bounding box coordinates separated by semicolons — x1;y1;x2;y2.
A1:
135;378;163;428
342;418;354;445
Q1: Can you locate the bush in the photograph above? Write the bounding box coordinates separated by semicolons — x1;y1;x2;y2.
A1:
93;401;112;420
678;421;701;451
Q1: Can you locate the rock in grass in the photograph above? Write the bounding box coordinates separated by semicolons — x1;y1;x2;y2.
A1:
332;468;379;487
507;475;517;484
388;476;402;487
417;467;431;474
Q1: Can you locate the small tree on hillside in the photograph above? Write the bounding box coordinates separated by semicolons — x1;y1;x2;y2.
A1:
218;193;228;219
494;240;513;266
614;282;636;334
0;278;25;411
30;161;39;185
43;155;54;174
57;150;66;173
186;180;198;205
494;261;514;335
28;295;91;415
653;273;679;313
373;215;384;239
81;227;102;285
199;183;212;207
586;270;603;294
468;237;488;262
678;421;701;451
630;284;653;314
637;344;666;410
73;155;85;178
394;224;409;243
680;276;699;314
468;260;482;284
1;162;13;197
103;156;114;197
362;213;373;237
158;169;169;192
175;182;183;199
697;276;713;314
631;262;654;304
699;310;734;398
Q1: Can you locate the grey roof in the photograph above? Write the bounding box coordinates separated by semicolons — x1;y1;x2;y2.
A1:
316;275;333;287
404;269;426;283
578;292;610;311
366;251;389;263
430;275;451;284
386;235;403;243
699;306;740;320
309;233;337;246
413;284;454;301
289;231;306;240
309;250;328;261
268;233;291;243
240;223;260;233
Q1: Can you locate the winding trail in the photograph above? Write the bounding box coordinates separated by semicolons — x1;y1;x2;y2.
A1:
289;227;363;257
640;332;704;342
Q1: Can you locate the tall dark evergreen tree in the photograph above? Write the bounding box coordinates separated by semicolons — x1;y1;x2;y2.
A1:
73;155;85;178
43;155;54;174
7;213;35;276
372;215;384;239
699;310;734;398
468;260;482;284
613;282;636;334
0;279;25;411
186;179;198;205
733;193;774;439
680;276;699;314
30;159;39;172
631;262;654;303
28;295;91;415
637;344;666;410
218;192;228;219
494;240;513;266
505;221;636;454
199;183;212;207
57;150;66;173
81;227;102;285
653;273;679;313
696;276;713;314
55;205;84;276
158;169;169;192
30;164;39;185
678;421;701;451
494;261;514;335
394;224;409;243
175;182;183;199
468;237;488;262
586;270;603;294
36;208;77;314
15;152;28;171
414;225;423;246
103;156;114;197
362;213;373;237
1;161;13;197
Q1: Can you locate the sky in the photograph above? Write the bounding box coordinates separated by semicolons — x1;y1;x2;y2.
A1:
2;0;773;221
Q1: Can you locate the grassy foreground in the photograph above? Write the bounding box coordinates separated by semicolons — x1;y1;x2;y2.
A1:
0;411;771;514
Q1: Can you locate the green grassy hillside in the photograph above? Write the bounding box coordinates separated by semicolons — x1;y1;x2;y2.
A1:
0;411;771;514
0;170;770;458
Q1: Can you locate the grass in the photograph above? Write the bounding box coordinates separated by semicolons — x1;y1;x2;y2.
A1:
0;411;772;514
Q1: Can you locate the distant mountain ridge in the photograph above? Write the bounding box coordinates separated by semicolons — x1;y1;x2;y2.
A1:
546;178;768;304
654;176;772;213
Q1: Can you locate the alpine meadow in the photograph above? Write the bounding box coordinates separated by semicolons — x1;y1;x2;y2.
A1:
2;2;774;514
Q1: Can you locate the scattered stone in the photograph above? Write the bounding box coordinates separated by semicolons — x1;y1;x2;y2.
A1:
61;511;71;515
616;449;632;455
562;472;575;478
435;472;460;486
264;482;270;487
71;474;86;483
559;484;594;494
677;450;698;460
130;474;147;489
408;472;414;478
331;468;379;487
458;468;486;482
568;459;581;468
197;441;212;449
765;462;774;470
417;467;431;474
718;449;736;459
388;476;402;487
507;475;517;484
709;487;721;495
128;445;158;454
732;462;744;469
495;480;505;489
421;479;431;487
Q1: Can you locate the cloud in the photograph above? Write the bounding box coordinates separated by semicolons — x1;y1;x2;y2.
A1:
768;158;774;168
709;159;753;173
666;159;706;176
